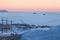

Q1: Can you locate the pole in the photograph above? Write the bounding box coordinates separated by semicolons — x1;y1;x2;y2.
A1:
5;18;8;33
11;20;12;25
1;17;4;33
11;20;12;32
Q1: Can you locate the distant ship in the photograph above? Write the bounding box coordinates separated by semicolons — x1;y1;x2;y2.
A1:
0;10;8;12
43;13;46;15
32;13;36;14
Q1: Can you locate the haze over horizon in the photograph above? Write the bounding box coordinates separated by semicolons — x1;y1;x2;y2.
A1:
0;0;60;12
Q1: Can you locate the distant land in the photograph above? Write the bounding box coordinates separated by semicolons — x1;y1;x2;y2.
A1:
0;10;8;12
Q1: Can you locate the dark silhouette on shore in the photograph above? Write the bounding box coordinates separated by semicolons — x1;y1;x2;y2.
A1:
0;10;8;12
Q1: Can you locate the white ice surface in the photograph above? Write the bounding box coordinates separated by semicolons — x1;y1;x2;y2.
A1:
0;12;60;26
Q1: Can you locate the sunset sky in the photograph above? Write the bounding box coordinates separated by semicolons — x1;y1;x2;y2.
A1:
0;0;60;12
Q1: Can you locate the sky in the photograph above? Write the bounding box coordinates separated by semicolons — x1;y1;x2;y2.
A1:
0;0;60;12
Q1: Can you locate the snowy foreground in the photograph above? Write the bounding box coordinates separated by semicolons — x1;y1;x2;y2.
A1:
0;25;60;40
20;25;60;40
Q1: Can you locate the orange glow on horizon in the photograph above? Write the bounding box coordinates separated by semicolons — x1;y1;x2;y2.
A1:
0;0;60;12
